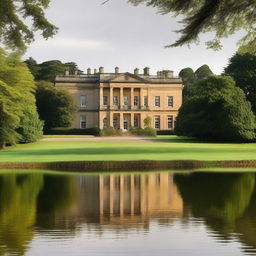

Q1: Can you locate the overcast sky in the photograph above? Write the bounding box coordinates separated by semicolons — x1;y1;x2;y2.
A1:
24;0;242;76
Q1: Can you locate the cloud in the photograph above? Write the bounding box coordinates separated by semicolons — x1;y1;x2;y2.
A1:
33;37;108;50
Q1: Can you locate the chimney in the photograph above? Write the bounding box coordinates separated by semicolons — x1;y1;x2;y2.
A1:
87;68;91;75
65;70;69;76
94;69;97;74
163;70;173;78
144;67;150;76
134;68;139;75
115;67;119;74
99;67;104;73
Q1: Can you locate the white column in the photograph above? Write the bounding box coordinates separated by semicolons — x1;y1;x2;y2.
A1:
140;88;144;108
109;111;113;127
131;113;134;128
120;87;123;108
140;113;144;129
120;112;123;130
130;87;134;109
110;87;113;108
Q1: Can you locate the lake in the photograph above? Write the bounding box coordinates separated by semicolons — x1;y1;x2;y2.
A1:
0;170;256;256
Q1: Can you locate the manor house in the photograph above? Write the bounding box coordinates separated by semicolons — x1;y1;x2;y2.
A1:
55;67;182;130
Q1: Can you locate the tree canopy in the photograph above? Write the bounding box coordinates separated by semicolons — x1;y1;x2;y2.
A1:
0;0;57;51
0;49;43;148
36;81;77;131
175;75;256;141
129;0;256;53
195;64;213;80
24;58;83;82
179;65;213;101
224;53;256;114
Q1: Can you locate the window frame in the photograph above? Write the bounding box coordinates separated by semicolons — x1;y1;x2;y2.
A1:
123;96;129;106
80;95;87;108
167;116;174;129
167;96;174;107
134;96;139;106
144;96;148;106
103;95;108;106
80;116;86;129
113;96;118;106
154;96;160;107
154;116;160;129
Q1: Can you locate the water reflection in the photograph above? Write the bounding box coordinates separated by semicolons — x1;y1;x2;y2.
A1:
0;171;256;255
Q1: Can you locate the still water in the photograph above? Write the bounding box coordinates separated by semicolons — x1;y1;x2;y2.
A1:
0;171;256;256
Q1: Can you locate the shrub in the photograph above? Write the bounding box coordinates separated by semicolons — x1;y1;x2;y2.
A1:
129;127;156;137
144;116;152;128
17;107;44;143
99;126;123;136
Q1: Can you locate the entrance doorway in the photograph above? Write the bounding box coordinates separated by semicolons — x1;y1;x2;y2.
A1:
123;117;129;130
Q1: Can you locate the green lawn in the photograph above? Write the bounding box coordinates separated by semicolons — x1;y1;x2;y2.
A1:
0;136;256;162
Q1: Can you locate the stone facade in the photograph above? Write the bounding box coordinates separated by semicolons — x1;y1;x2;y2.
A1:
55;67;182;130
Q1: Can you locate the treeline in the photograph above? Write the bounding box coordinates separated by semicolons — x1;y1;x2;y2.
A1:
0;51;79;149
25;58;78;132
176;53;256;142
24;58;83;82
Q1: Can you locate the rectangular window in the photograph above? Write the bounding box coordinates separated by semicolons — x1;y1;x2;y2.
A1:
134;116;139;128
103;96;108;106
167;96;174;107
167;116;173;129
154;116;160;129
134;96;139;106
124;117;129;130
124;96;128;106
144;96;148;106
80;95;87;107
113;117;118;129
113;96;118;105
154;96;160;107
80;116;86;128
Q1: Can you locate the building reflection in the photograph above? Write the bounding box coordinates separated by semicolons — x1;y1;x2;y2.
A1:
58;173;183;228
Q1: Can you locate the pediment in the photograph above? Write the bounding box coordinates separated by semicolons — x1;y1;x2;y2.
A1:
109;72;149;83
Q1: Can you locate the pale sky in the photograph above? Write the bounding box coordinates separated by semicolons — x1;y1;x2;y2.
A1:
24;0;242;76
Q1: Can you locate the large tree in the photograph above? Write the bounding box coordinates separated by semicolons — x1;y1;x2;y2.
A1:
37;60;66;82
224;53;256;114
179;65;213;101
0;0;57;51
195;64;213;80
0;49;43;148
175;76;255;142
129;0;256;53
36;81;77;131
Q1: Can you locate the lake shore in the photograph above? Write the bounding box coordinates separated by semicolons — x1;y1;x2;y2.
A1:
1;159;256;172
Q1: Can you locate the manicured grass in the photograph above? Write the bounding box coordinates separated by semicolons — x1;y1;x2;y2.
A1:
0;136;256;163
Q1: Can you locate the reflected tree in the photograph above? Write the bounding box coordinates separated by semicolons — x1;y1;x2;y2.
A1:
174;172;255;234
36;175;77;231
0;173;44;256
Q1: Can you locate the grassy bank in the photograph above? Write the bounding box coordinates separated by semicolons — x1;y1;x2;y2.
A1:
0;136;256;163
